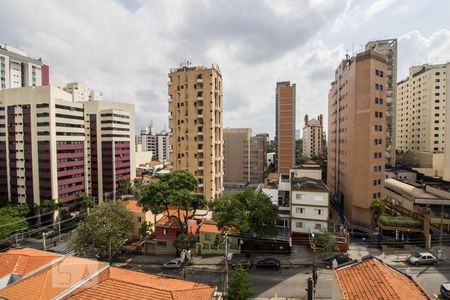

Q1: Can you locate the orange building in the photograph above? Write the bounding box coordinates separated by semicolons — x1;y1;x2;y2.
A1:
275;81;296;175
328;50;387;228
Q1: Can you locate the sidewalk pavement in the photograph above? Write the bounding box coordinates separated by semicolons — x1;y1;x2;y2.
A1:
347;243;450;264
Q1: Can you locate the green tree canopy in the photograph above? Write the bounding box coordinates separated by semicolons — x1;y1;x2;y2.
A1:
0;205;30;240
70;201;133;258
138;170;206;249
313;231;338;252
227;264;253;300
210;189;279;237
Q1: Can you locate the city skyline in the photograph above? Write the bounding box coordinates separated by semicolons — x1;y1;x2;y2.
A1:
1;0;450;138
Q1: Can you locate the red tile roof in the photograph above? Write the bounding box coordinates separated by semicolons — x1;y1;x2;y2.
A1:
335;258;432;300
199;223;221;234
125;200;143;212
0;256;106;300
0;248;61;278
67;267;215;300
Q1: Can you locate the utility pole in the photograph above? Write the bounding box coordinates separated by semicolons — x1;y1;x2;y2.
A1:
438;204;444;260
224;234;229;294
42;232;48;251
57;207;62;243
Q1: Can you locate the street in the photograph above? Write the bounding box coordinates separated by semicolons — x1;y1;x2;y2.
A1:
113;260;334;299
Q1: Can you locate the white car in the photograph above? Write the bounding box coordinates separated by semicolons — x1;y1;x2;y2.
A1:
163;258;182;269
408;252;438;265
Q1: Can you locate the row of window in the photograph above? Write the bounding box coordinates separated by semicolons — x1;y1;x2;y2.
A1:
295;222;322;230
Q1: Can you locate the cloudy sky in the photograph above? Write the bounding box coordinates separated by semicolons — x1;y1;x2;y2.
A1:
1;0;450;138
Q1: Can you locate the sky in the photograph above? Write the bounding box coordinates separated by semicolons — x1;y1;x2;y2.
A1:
1;0;450;139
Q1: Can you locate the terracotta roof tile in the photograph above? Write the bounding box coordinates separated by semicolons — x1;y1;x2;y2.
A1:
67;267;215;300
0;256;106;300
199;223;221;234
125;200;143;212
0;248;61;278
335;258;432;300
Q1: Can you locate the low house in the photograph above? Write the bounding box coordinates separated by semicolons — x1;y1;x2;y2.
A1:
334;257;431;300
125;200;162;239
197;223;240;255
0;248;219;300
153;209;197;254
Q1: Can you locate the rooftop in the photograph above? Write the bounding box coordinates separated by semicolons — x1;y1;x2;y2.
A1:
385;178;443;201
0;248;61;278
199;223;221;234
291;177;328;192
125;200;143;213
335;257;431;300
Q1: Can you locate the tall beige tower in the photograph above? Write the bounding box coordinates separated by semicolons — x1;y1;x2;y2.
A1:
366;39;397;167
168;63;224;200
302;114;324;158
328;50;387;228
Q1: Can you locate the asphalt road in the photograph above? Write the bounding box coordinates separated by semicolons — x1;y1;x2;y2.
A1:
113;261;334;299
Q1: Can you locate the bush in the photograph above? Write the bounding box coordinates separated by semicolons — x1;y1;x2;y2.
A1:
378;215;422;228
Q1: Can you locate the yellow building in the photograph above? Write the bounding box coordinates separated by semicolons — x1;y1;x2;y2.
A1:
168;63;224;200
125;200;161;239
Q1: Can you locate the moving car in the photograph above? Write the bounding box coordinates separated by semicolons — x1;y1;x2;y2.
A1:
232;259;253;270
408;252;438;265
441;282;450;299
324;254;352;267
256;258;281;270
163;258;182;269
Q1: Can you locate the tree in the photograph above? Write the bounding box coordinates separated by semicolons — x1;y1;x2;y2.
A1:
311;155;328;183
210;189;279;237
0;205;30;240
118;180;133;196
133;178;144;199
138;170;206;251
138;221;153;239
70;201;133;259
76;194;95;215
227;264;253;300
314;231;338;252
371;196;388;222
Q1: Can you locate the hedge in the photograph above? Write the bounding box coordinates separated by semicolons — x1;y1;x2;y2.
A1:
378;215;422;229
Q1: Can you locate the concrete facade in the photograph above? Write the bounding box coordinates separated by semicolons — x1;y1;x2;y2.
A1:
223;128;267;184
328;50;387;228
168;64;224;200
397;62;450;154
302;114;324;158
366;39;398;167
137;125;169;162
275;81;296;175
0;44;48;90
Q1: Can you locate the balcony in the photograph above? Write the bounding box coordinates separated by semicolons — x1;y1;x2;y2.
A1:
197;114;203;119
168;98;172;103
168;82;172;86
197;131;204;136
197;149;204;153
198;166;204;170
215;140;223;145
198;183;204;188
168;115;173;120
215;107;222;112
197;96;203;101
197;78;203;84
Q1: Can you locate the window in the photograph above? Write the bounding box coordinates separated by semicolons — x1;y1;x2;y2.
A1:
314;224;322;230
295;222;304;228
136;217;141;222
205;233;211;241
296;207;304;214
163;229;168;235
314;195;324;201
296;194;304;200
315;209;323;215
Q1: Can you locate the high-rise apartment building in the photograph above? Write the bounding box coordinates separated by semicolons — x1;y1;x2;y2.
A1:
168;64;224;200
223;128;266;184
275;81;296;175
397;63;450;154
0;86;86;204
84;100;135;202
0;44;49;90
366;39;397;167
0;85;135;205
302;114;324;158
328;50;387;227
63;82;103;102
137;125;169;162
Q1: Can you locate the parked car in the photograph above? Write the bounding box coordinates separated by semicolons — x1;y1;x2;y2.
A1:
256;258;281;270
441;282;450;299
232;259;253;270
408;252;438;265
324;254;352;267
163;258;182;269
